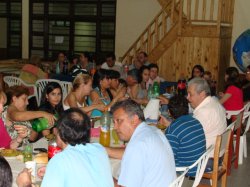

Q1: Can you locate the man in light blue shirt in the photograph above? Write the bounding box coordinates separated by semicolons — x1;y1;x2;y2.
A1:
17;108;114;187
107;99;176;187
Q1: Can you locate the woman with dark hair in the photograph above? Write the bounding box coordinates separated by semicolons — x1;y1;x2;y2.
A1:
219;67;243;111
40;82;64;116
189;64;205;81
0;156;12;187
2;86;55;145
126;68;148;105
17;108;114;187
89;69;125;117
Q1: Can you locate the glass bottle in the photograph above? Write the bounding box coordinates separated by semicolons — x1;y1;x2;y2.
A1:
153;81;160;97
48;138;62;160
99;111;111;147
23;142;33;162
147;84;153;99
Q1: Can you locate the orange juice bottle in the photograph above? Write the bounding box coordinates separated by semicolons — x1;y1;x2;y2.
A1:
99;111;111;147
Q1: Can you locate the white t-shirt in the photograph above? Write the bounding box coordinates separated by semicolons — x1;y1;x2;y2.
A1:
193;96;227;155
118;122;176;187
101;61;125;78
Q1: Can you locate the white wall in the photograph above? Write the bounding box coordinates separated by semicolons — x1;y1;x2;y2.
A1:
230;0;250;69
115;0;161;59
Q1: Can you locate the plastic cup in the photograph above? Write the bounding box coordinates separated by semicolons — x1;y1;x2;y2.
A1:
25;161;36;183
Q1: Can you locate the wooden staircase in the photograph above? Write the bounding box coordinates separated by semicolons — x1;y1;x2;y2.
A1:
121;0;235;89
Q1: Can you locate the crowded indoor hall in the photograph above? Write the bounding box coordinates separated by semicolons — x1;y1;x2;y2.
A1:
0;0;250;187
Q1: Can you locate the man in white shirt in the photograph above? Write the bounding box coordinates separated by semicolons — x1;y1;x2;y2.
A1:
101;53;125;78
187;78;227;151
106;99;176;187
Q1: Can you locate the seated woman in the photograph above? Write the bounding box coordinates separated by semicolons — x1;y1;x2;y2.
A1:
126;69;148;105
109;70;127;99
89;69;125;117
39;82;64;136
188;64;205;81
0;90;27;149
2;86;55;145
64;74;104;115
219;67;244;111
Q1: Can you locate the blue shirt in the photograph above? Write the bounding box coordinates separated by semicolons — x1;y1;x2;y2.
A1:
118;122;176;187
165;115;206;176
41;143;114;187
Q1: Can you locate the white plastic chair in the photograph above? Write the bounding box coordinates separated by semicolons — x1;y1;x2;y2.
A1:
169;168;189;187
60;81;72;100
239;111;250;164
226;108;244;120
3;76;36;99
35;79;61;106
176;145;214;187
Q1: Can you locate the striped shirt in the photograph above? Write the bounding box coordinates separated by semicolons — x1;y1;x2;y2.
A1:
165;115;206;176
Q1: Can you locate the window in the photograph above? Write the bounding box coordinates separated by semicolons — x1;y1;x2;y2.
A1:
0;0;22;59
30;0;116;62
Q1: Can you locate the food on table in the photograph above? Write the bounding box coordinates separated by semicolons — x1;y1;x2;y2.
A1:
0;149;22;157
34;152;48;164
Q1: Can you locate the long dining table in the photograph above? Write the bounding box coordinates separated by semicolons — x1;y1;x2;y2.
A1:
7;120;122;187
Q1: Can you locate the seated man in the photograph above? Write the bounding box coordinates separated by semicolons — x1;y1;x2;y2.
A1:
146;63;165;89
106;99;176;187
160;95;206;176
187;78;226;154
17;108;114;187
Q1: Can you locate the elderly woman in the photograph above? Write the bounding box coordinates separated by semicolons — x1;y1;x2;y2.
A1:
64;74;105;115
2;86;55;145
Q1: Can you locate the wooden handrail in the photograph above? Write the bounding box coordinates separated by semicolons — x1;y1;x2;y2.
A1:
121;0;235;64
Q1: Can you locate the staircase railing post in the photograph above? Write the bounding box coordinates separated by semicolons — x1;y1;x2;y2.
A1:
178;0;183;35
217;0;223;36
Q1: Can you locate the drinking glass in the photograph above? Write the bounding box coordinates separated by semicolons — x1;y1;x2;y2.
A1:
112;129;119;145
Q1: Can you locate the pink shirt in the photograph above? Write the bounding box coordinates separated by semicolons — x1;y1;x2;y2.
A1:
223;85;244;111
0;118;11;148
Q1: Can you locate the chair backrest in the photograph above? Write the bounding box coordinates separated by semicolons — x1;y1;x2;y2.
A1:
226;108;244;120
226;121;236;131
212;129;231;175
244;102;250;113
176;146;214;187
169;168;188;187
243;111;250;135
234;111;243;130
35;79;61;106
4;76;23;87
60;81;72;100
3;76;36;99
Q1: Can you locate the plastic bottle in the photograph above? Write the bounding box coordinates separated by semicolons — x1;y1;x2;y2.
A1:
147;84;153;99
32;114;58;132
177;74;187;96
48;138;62;160
153;81;160;97
99;111;111;147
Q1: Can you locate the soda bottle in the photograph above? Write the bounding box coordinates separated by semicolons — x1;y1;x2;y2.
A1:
32;118;49;132
48;138;62;160
153;81;160;97
177;79;186;96
32;114;58;132
147;84;153;99
99;111;111;147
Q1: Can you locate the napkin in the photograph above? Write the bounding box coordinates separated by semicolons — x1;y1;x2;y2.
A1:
144;99;160;123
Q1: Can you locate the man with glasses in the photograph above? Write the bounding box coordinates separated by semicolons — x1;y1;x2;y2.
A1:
106;99;176;187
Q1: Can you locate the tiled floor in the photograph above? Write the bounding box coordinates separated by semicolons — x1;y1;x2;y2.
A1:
182;133;250;187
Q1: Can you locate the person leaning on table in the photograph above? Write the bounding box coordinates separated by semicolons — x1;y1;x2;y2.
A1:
17;108;114;187
105;99;176;187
